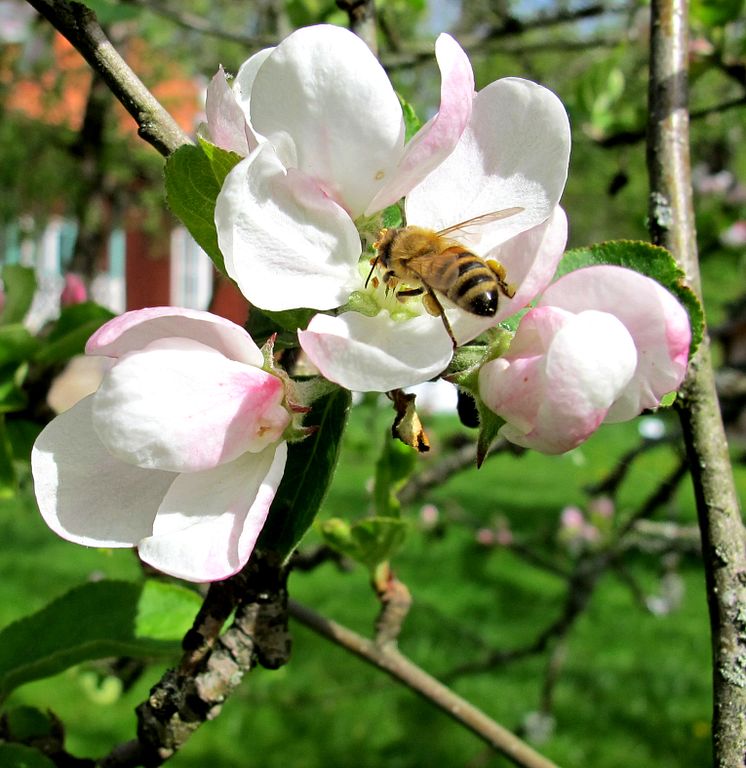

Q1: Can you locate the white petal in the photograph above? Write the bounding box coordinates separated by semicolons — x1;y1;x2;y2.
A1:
86;306;262;367
249;24;404;217
31;396;173;547
299;311;453;392
365;34;474;214
215;143;362;311
406;78;571;253
138;443;287;582
91;339;289;473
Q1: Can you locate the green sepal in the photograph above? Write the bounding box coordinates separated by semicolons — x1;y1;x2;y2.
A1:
319;516;409;571
555;240;703;355
0;264;36;326
381;203;404;229
257;387;352;560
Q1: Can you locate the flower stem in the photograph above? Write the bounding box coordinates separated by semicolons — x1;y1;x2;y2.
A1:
288;599;562;768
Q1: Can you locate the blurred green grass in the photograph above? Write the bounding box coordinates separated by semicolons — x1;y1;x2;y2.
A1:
2;400;743;768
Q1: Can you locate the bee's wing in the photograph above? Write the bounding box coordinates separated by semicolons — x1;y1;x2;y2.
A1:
436;207;524;238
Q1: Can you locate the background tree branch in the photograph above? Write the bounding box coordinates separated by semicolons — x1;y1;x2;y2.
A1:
646;0;746;763
24;0;191;157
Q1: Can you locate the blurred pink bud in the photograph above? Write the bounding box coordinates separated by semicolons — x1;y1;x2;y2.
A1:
61;273;87;306
476;528;496;546
419;503;440;527
560;506;585;531
720;221;746;248
589;496;614;519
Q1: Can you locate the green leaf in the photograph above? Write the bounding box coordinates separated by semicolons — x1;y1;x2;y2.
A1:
33;302;115;367
164;143;241;275
319;516;408;571
0;580;202;700
2;707;56;741
691;0;744;27
0;265;36;325
0;743;56;768
0;416;17;499
258;387;352;559
373;431;417;517
556;240;704;355
245;307;315;349
0;325;38;367
0;365;28;415
398;93;422;143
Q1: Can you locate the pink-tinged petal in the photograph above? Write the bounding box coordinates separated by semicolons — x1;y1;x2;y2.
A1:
249;25;404;217
231;47;275;148
204;66;253;156
86;306;262;367
31;396;174;547
480;309;637;453
406;78;571;254
538;266;691;421
215;143;362;311
299;311;453;392
365;34;474;214
138;443;287;582
91;339;289;473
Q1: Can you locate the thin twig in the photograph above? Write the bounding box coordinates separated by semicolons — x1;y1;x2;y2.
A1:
646;2;746;763
288;599;562;768
25;0;191;157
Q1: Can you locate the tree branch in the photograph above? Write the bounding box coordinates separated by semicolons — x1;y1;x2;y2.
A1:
646;0;746;764
25;0;191;157
99;553;291;767
288;599;562;768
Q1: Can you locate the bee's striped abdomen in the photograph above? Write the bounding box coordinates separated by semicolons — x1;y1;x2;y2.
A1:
446;251;498;316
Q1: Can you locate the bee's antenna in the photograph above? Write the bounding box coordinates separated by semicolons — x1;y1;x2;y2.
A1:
364;254;380;289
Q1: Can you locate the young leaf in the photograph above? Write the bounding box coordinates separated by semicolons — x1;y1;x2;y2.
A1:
257;387;352;560
373;430;418;517
319;516;408;571
556;240;704;355
0;264;36;326
164;143;241;275
0;580;201;700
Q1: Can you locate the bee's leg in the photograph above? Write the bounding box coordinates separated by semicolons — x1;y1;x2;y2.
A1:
486;259;517;298
423;290;457;349
396;286;424;303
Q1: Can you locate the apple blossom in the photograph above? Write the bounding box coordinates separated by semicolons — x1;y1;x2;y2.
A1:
211;24;571;392
31;307;291;582
478;265;691;454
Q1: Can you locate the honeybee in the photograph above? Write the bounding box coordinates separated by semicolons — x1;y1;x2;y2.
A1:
366;208;524;347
